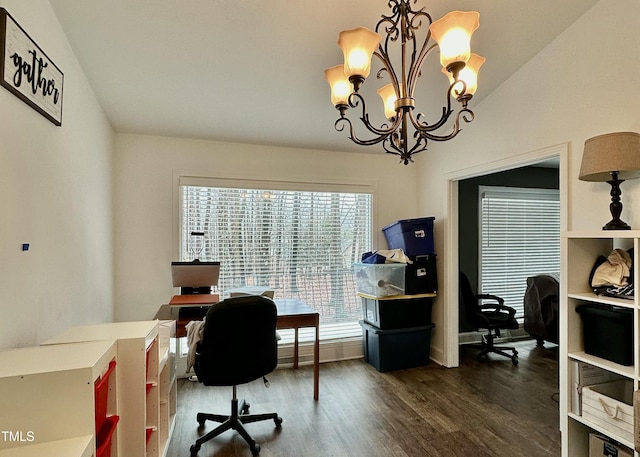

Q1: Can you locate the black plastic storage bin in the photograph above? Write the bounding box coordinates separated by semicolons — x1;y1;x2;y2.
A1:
362;296;433;329
382;217;435;257
360;320;434;372
576;303;634;366
404;255;438;294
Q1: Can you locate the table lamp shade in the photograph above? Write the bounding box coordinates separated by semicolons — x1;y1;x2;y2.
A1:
579;132;640;181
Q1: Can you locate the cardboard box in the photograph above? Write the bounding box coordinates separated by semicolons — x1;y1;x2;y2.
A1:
589;433;632;457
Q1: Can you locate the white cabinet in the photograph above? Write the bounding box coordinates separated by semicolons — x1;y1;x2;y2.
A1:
0;436;94;457
43;320;176;457
561;232;639;456
0;341;116;455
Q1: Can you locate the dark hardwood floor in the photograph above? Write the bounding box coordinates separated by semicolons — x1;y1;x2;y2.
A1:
168;339;560;457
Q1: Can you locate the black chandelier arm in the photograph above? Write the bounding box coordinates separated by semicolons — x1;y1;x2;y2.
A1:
373;50;400;96
407;75;471;134
410;108;460;143
457;106;475;124
335;116;395;148
412;106;475;144
416;124;460;143
406;41;439;97
450;79;469;100
381;132;429;165
375;0;434;100
334;114;399;149
348;92;403;137
377;0;402;38
404;2;432;84
409;104;453;134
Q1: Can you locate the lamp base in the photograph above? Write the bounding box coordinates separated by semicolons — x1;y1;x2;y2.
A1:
603;173;631;230
603;219;631;230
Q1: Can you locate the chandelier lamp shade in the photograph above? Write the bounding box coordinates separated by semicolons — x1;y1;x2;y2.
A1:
324;1;484;165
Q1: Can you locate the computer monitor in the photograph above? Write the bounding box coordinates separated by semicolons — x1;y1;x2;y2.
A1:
171;261;220;294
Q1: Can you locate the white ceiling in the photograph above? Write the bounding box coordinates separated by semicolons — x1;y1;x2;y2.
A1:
48;0;599;155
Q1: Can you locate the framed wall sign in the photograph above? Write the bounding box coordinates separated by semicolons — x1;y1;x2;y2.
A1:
0;8;64;126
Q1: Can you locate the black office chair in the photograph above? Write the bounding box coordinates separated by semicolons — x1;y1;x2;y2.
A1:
459;272;519;365
190;295;283;456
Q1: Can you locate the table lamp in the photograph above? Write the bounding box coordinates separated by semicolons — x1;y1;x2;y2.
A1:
579;132;640;230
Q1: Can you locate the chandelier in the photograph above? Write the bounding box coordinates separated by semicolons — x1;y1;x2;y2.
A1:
324;1;484;165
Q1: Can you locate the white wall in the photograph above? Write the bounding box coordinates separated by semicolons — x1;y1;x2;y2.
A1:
0;1;114;349
418;0;640;364
113;134;419;322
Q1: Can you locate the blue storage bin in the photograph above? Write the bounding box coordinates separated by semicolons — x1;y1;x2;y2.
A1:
382;217;435;256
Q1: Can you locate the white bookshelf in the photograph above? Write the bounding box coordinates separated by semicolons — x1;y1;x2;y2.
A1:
158;320;177;457
560;231;640;456
0;341;116;454
43;320;175;457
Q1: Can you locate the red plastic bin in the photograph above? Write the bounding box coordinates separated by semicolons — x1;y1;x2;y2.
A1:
146;426;154;444
96;415;119;457
94;360;117;432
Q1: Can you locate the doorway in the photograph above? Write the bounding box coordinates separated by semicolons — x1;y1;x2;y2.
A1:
441;143;568;367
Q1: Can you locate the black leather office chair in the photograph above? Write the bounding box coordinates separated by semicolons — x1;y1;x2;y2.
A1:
190;295;283;456
459;272;519;365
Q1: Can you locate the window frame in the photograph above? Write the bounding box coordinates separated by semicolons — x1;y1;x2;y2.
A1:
175;174;377;334
478;185;560;321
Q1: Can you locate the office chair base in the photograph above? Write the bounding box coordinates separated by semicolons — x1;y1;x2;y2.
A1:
190;398;282;456
467;333;519;366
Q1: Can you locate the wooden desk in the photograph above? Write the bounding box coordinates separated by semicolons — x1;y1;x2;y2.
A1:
168;294;219;305
274;298;320;401
156;295;220;337
155;297;320;400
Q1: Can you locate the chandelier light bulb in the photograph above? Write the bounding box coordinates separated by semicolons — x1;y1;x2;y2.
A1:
430;11;479;69
443;53;485;96
377;84;398;120
324;65;351;107
337;27;382;83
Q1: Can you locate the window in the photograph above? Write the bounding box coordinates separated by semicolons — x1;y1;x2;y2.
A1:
479;186;560;321
179;178;372;329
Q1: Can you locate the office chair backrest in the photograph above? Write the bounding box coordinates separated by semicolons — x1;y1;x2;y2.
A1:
459;272;478;309
459;272;482;329
194;295;278;386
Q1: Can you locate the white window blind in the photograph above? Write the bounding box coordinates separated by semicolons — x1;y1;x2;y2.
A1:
479;186;560;321
179;182;372;326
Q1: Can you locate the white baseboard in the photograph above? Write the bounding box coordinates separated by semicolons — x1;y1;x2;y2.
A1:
175;336;365;378
277;338;364;367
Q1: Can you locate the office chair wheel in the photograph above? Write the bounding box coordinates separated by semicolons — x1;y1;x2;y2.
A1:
512;358;519;366
196;413;206;427
190;443;200;456
250;444;261;456
274;416;283;427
